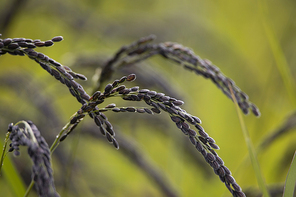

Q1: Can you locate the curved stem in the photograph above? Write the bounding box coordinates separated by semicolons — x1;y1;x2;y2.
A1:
0;132;10;174
24;113;75;196
24;181;34;197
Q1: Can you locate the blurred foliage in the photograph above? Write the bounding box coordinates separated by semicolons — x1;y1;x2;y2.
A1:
0;0;296;196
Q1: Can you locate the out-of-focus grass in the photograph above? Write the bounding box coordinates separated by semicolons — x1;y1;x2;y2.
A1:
229;83;270;197
283;151;296;197
1;0;296;196
0;139;26;197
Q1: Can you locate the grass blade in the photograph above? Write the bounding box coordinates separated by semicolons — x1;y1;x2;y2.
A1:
229;83;270;197
283;151;296;197
0;138;26;197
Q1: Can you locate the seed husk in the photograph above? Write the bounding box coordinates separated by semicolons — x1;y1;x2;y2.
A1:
119;76;127;83
106;132;113;143
17;42;27;47
116;85;126;92
3;38;12;46
8;43;19;49
139;89;149;93
112;108;121;112
130;86;139;92
106;103;116;108
44;40;54;46
209;143;220;150
181;122;189;130
80;93;91;101
51;69;61;80
94;116;103;126
126;74;136;81
34;42;45;47
136;108;145;113
192;116;202;124
147;91;157;97
195;124;204;132
59;134;68;142
171;116;181;123
104;84;113;93
205;152;216;162
195;141;203;152
151;108;161;114
126;107;136;112
106;126;115;136
187;129;197;136
189;136;196;146
144;108;152;114
112;138;119;149
206;137;215;144
51;36;63;42
172;100;184;106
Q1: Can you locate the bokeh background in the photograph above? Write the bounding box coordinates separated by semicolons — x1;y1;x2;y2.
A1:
1;0;296;196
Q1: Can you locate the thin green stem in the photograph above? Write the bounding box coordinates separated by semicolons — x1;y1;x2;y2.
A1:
259;0;296;107
0;132;10;174
50;121;72;152
229;83;270;197
24;113;76;196
283;151;296;197
24;181;35;197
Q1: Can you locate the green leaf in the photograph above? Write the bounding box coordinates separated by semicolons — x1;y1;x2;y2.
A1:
283;151;296;197
0;139;26;197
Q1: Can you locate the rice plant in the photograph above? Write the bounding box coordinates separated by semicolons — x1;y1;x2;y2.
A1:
0;34;285;197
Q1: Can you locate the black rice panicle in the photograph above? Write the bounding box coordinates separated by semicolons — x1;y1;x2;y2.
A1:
96;35;260;117
0;34;261;197
0;36;89;105
7;121;59;197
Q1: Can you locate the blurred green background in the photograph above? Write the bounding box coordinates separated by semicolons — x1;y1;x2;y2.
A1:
1;0;296;196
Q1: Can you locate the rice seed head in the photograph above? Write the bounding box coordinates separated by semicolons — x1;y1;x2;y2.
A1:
127;74;136;81
151;108;161;114
232;183;242;192
195;141;203;152
205;152;216;163
192;116;202;124
116;85;126;92
250;103;261;117
44;40;54;47
189;136;196;146
130;86;139;92
187;129;197;137
105;103;116;108
225;175;236;184
209;143;220;150
126;107;136;112
206;137;215;144
106;125;115;136
104;84;113;94
51;36;63;42
106;132;113;143
112;108;121;112
34;42;45;47
99;126;106;136
94;116;103;126
59;134;67;142
8;43;19;49
172;100;184;106
139;89;149;93
144;108;153;114
119;76;127;83
3;38;12;46
136;108;145;113
112;138;119;149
